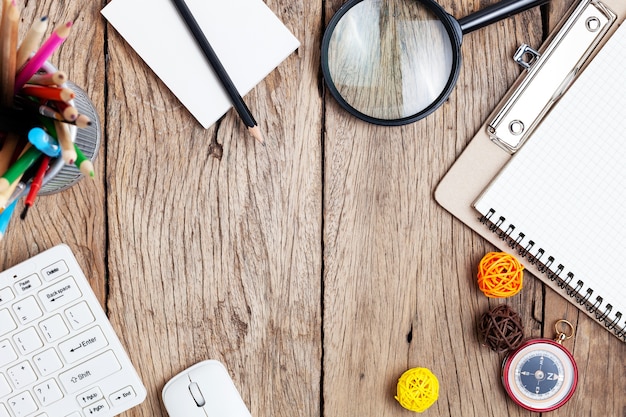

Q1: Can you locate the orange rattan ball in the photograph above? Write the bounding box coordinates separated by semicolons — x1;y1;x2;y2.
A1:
477;252;524;298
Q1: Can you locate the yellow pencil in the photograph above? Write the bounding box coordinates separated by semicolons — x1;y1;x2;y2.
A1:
16;16;48;70
0;171;23;210
53;119;76;164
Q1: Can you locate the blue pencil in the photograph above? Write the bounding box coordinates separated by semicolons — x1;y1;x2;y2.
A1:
0;199;17;240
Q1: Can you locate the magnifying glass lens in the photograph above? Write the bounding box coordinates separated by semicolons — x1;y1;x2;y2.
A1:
325;0;455;121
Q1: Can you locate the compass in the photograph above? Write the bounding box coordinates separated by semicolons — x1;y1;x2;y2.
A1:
501;320;578;412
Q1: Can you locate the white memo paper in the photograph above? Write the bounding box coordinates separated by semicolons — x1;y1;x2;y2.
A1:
102;0;300;128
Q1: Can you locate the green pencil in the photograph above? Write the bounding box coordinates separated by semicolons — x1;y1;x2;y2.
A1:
73;143;94;178
0;146;42;192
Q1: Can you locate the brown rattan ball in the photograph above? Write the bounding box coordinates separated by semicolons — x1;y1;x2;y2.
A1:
478;304;524;353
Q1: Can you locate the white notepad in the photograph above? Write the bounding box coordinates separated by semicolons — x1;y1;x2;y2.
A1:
101;0;300;128
473;22;626;318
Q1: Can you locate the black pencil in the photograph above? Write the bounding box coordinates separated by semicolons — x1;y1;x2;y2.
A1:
171;0;265;145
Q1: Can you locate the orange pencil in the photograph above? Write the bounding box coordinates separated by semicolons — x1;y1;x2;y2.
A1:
20;84;75;102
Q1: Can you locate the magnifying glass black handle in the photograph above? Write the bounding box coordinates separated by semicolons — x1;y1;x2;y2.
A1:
458;0;550;34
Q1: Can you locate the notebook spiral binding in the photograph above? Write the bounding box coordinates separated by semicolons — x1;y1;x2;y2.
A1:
479;208;626;341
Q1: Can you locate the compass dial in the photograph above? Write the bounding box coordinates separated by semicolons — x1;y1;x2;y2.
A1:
502;339;578;412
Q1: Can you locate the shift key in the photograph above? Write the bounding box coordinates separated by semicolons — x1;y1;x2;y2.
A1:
59;350;121;393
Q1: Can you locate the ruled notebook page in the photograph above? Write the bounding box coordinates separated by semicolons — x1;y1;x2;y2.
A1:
473;22;626;307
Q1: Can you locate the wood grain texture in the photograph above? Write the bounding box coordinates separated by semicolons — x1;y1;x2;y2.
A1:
1;1;625;417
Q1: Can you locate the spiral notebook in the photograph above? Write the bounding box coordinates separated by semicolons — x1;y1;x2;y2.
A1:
473;20;626;333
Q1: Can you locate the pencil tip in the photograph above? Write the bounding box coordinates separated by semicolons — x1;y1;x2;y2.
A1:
249;125;265;145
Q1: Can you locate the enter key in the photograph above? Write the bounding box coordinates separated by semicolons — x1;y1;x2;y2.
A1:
59;326;109;363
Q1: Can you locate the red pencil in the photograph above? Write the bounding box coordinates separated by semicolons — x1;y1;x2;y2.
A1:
20;84;75;102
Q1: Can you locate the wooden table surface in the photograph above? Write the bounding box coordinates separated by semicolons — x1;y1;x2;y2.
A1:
2;0;625;416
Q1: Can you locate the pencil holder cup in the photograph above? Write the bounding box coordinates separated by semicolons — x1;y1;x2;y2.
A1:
19;60;101;197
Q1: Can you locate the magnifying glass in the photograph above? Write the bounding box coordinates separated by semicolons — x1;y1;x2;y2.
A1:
321;0;549;125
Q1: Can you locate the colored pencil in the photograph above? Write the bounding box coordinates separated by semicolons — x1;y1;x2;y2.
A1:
73;143;94;177
0;145;41;192
14;95;65;121
15;21;72;93
50;99;78;121
0;199;17;240
0;132;19;175
170;0;265;145
27;70;67;86
0;0;19;106
20;84;75;102
53;119;76;164
16;16;48;70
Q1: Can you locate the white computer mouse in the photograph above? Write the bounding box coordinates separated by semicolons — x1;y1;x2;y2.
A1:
162;360;252;417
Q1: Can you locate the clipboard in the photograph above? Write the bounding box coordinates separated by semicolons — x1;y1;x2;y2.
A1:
435;0;626;339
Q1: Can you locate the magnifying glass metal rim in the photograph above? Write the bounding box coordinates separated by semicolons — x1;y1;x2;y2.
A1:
321;0;463;126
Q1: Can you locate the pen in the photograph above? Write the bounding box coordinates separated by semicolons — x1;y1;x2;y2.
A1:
20;154;49;219
170;0;265;145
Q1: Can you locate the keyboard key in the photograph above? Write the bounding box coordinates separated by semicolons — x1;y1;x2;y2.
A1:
0;373;12;397
65;302;95;330
0;404;9;417
39;314;70;342
0;287;14;306
59;350;121;393
59;326;108;364
33;379;64;406
13;327;43;355
83;399;109;416
0;309;16;336
33;349;63;377
0;340;18;367
7;390;38;416
38;277;82;312
41;260;69;282
110;385;137;407
12;296;43;325
14;274;41;295
7;361;37;389
76;386;103;407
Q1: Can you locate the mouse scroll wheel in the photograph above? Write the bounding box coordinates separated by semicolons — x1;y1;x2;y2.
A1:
188;381;206;407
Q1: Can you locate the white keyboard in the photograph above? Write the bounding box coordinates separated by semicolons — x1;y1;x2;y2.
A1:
0;244;146;417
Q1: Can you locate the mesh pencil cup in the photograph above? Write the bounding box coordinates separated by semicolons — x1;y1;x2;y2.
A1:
17;60;101;197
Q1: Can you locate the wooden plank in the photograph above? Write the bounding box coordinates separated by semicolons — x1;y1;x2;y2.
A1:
104;0;322;415
322;1;549;416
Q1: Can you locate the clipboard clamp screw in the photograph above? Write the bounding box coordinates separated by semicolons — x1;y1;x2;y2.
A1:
513;44;541;70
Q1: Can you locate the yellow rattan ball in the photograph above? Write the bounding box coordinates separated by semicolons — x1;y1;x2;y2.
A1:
477;252;524;298
395;367;439;413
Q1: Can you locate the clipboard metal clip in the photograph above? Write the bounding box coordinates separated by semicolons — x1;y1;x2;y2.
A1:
487;0;616;153
513;44;541;70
